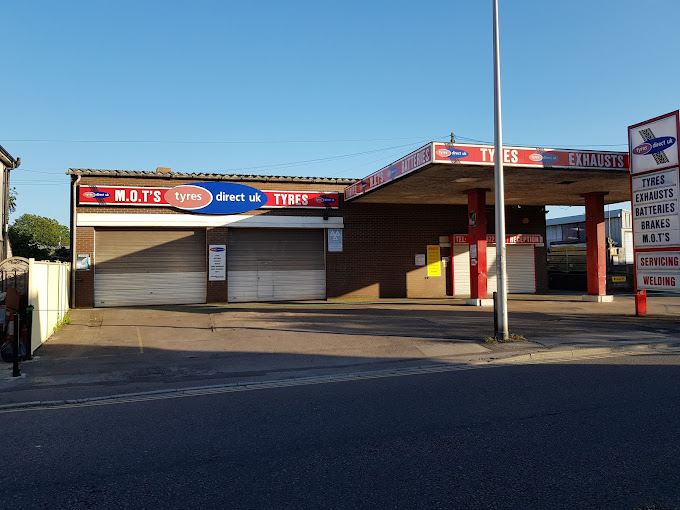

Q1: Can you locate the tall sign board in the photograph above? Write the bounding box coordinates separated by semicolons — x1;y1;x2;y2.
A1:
628;110;680;306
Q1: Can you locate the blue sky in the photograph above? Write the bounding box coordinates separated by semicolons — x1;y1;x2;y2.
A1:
3;0;679;227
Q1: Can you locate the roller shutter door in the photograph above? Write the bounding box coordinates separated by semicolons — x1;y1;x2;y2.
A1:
228;228;325;302
452;243;536;295
624;231;634;264
487;244;536;293
452;244;471;296
95;229;206;307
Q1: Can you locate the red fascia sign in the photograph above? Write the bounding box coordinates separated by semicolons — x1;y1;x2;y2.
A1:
344;144;433;200
433;143;629;170
453;234;543;244
78;186;340;209
344;142;629;202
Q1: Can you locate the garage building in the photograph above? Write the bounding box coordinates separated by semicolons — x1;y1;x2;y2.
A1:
69;141;632;307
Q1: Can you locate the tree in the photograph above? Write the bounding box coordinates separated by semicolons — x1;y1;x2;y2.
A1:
8;187;17;214
8;214;70;260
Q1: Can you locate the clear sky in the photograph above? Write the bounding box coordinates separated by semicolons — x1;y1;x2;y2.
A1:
3;0;679;227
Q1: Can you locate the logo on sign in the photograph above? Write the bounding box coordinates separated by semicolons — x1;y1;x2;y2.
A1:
388;165;399;179
437;148;469;159
164;182;267;214
83;191;111;199
210;247;225;252
360;181;368;190
529;153;559;163
314;195;335;204
633;137;677;155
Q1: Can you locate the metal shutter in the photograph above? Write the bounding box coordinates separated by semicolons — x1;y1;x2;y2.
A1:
228;229;325;302
95;229;206;307
624;231;634;264
452;244;471;297
487;244;536;294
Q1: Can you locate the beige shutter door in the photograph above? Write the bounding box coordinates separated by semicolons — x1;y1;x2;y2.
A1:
95;229;206;307
228;228;325;302
452;244;471;297
487;244;536;294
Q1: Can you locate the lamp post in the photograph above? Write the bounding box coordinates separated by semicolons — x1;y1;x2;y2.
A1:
492;0;509;340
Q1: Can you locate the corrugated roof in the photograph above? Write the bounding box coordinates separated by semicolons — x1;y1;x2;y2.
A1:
67;168;358;185
546;208;629;226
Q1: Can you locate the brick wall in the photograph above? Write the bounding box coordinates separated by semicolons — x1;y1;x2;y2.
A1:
73;226;95;307
326;202;548;299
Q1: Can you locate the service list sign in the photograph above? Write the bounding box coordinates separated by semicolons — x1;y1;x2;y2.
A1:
629;110;680;291
208;245;226;281
632;168;680;248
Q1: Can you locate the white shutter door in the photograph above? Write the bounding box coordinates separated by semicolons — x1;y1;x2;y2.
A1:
228;229;326;302
624;231;634;264
487;244;536;294
487;247;498;292
95;229;206;307
507;245;536;293
453;244;470;296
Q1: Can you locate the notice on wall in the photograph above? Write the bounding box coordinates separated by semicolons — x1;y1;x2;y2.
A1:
427;245;441;277
636;251;680;291
631;167;680;248
328;229;343;252
415;254;426;266
208;245;226;281
76;254;91;271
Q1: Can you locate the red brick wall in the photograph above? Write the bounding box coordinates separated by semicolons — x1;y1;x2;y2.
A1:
326;203;548;299
73;226;95;307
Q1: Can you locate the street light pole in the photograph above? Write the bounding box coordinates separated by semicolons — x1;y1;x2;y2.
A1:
492;0;509;340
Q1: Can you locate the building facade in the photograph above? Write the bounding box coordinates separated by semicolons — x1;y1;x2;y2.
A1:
0;144;20;260
69;167;548;307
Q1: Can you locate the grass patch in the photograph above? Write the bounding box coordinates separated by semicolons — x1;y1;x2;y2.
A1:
53;312;71;333
484;333;527;344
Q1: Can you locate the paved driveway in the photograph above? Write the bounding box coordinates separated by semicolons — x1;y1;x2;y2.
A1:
2;295;680;405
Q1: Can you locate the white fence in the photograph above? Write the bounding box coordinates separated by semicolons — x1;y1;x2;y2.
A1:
28;259;70;354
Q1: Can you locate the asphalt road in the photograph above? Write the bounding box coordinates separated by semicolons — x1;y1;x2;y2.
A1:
1;353;679;509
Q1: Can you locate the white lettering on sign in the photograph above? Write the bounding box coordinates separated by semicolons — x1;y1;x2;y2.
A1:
344;144;432;200
175;192;205;203
452;234;542;244
568;153;625;168
273;193;309;206
477;148;520;164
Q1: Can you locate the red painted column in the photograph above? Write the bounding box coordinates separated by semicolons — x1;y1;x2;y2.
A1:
467;189;488;299
584;192;607;296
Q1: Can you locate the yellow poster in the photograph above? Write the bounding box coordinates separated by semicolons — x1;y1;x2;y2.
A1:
427;245;441;277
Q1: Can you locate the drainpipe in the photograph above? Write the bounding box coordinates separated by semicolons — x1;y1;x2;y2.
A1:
3;156;20;260
70;174;81;307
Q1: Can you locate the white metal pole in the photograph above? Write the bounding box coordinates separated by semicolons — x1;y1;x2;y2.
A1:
493;0;509;340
